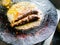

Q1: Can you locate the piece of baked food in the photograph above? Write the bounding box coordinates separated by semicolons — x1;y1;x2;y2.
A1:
7;2;44;30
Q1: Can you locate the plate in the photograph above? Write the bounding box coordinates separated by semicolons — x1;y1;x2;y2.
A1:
0;0;58;45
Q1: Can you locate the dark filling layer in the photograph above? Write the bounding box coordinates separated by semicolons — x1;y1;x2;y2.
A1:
15;11;38;22
13;16;39;27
